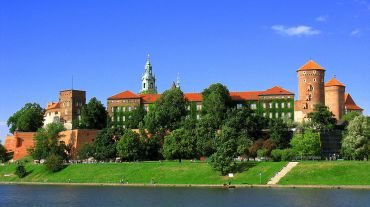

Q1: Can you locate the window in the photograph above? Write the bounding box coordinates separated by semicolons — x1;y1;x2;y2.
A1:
129;107;132;111
275;103;279;108
263;103;266;108
287;112;292;118
65;109;68;115
313;78;317;82
269;113;273;118
145;106;149;111
111;116;114;121
143;83;146;89
123;107;126;112
281;112;285;118
111;107;114;112
281;103;285;108
196;104;202;111
263;113;266;117
275;112;279;118
123;116;126;121
251;103;257;110
237;104;243;109
304;79;307;83
117;116;120;122
313;70;317;74
269;103;273;108
187;105;190;110
196;114;201;120
287;102;291;109
303;71;306;75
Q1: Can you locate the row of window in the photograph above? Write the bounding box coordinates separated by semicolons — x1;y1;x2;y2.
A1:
261;95;293;100
111;106;137;113
110;99;140;104
263;112;292;119
263;102;291;109
112;115;132;122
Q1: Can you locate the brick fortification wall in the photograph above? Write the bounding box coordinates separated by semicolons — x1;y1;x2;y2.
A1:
4;129;100;161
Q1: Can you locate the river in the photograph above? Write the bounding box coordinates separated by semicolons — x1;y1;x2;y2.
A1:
0;185;369;207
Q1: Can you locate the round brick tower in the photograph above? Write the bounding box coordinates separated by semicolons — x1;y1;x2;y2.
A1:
325;76;345;120
297;60;326;117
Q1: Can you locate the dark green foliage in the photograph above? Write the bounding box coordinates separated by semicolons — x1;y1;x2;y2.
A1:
44;154;64;173
257;149;267;158
116;130;143;161
15;163;27;178
342;111;361;123
201;83;232;128
93;128;118;161
281;149;296;161
142;134;162;160
195;115;217;157
271;149;282;161
210;126;238;175
308;104;337;132
77;97;107;130
291;129;322;159
0;144;11;163
77;143;95;160
269;119;293;149
162;128;196;162
7;103;45;133
126;106;146;129
144;87;188;133
30;123;68;160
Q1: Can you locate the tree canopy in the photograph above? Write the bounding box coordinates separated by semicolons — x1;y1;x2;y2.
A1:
93;128;118;161
77;97;107;130
162;128;196;162
7;103;45;134
308;104;336;132
290;129;321;159
342;115;369;160
116;130;142;161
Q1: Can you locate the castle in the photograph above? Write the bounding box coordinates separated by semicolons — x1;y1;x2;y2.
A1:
294;60;363;122
4;57;364;160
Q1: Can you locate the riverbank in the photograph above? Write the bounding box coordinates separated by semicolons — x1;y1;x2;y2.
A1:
1;181;370;190
0;161;286;185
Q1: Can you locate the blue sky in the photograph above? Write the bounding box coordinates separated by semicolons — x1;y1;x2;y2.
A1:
1;0;370;141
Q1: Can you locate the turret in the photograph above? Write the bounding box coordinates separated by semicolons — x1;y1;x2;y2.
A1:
325;76;345;120
140;54;157;94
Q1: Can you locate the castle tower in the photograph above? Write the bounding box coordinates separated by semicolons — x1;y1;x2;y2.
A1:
59;90;86;129
325;76;345;120
140;54;157;94
295;60;326;120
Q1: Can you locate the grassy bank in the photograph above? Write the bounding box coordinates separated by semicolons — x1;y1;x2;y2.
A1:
0;161;286;185
279;161;370;185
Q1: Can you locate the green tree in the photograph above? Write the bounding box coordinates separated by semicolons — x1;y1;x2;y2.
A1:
44;154;64;173
126;106;146;129
290;129;322;159
0;143;9;163
201;83;232;128
195;115;216;157
30;123;67;160
210;126;238;175
77;97;107;129
144;87;188;133
308;104;336;132
15;163;27;178
162;128;196;162
342;115;370;160
77;143;95;160
269;119;292;149
116;130;142;161
7;103;45;134
342;111;361;123
93;128;118;161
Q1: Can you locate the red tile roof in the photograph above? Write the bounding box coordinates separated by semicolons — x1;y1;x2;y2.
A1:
260;86;294;96
325;77;345;87
184;93;203;102
140;94;161;103
344;94;363;111
230;91;262;101
298;60;325;71
108;90;141;100
46;102;60;110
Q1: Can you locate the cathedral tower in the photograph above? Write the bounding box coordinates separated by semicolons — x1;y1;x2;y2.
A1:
295;60;326;121
325;76;345;120
140;54;157;94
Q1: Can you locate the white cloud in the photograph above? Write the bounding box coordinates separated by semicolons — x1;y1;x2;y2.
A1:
315;15;328;22
351;29;361;36
272;25;321;37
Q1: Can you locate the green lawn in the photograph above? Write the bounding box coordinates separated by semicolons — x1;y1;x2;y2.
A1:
279;161;370;185
0;161;287;185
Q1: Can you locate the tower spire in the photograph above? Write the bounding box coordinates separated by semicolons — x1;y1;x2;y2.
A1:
176;73;180;88
140;54;157;94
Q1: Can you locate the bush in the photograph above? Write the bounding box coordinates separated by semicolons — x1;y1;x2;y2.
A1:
271;149;282;162
15;163;27;178
281;149;296;161
45;154;64;173
257;149;267;159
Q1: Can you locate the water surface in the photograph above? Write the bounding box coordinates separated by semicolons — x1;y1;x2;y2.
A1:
0;185;369;207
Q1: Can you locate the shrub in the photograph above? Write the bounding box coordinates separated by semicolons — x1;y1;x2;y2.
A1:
257;149;267;159
45;154;64;173
271;149;282;162
281;149;296;161
15;163;27;178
